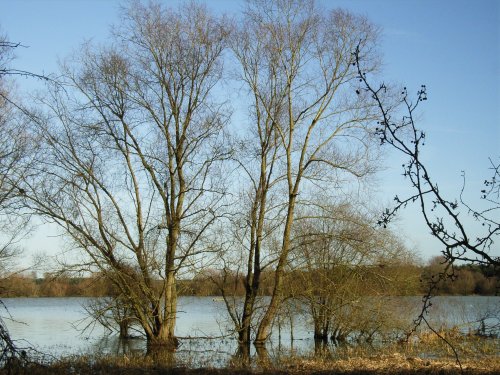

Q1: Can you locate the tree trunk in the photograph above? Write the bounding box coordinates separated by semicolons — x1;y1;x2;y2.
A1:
119;319;130;339
234;342;251;366
140;269;179;349
254;343;270;366
239;256;261;344
313;302;329;340
254;195;297;345
150;270;178;349
239;162;268;345
238;299;253;344
314;339;329;355
165;271;177;338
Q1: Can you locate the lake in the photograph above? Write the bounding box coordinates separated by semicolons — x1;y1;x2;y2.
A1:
2;296;499;366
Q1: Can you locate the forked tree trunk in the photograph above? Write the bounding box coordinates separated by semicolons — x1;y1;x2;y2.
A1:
146;308;179;349
142;263;179;349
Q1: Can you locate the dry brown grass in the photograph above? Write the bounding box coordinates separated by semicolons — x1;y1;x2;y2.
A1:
1;353;499;375
276;353;500;374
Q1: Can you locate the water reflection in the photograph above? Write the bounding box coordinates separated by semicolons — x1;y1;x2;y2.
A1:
91;335;145;357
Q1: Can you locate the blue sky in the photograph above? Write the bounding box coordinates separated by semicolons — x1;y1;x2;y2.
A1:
1;0;499;265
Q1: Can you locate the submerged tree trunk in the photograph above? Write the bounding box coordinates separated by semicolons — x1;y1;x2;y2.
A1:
118;318;131;339
238;192;266;345
313;299;330;341
237;206;259;345
146;254;179;348
146;298;178;349
234;342;251;366
146;324;179;349
314;338;329;356
119;323;128;339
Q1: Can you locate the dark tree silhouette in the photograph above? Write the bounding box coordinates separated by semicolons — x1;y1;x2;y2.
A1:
353;44;499;270
353;43;499;369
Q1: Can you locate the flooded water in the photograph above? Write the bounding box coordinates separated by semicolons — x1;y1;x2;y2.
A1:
1;296;499;365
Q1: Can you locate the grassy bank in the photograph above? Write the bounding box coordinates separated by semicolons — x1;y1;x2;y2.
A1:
3;354;499;375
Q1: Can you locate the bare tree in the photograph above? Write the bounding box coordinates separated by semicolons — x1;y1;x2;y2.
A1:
219;11;285;347
83;295;137;339
19;2;230;349
234;1;377;344
220;0;381;348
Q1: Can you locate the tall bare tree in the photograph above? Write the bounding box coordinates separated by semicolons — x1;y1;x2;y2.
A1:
219;13;285;347
221;0;381;347
20;2;230;348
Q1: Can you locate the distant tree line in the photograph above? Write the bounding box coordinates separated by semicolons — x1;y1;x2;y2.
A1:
0;263;496;298
423;257;498;296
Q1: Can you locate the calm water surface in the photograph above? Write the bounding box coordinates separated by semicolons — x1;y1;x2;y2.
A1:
2;296;499;364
